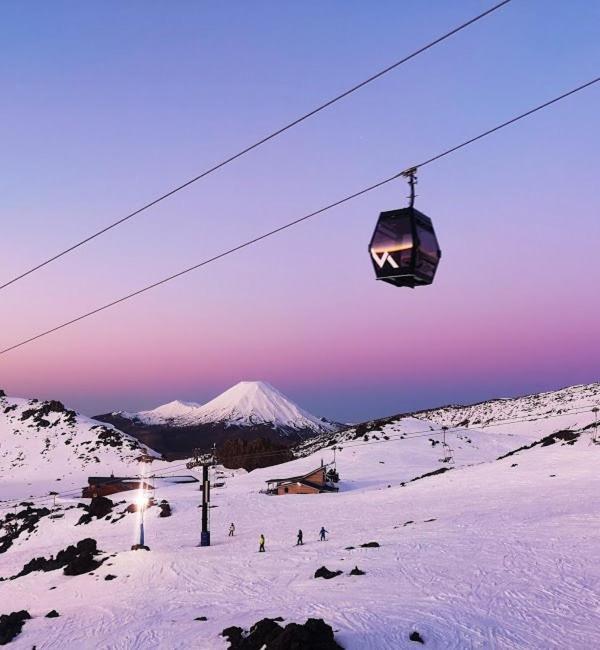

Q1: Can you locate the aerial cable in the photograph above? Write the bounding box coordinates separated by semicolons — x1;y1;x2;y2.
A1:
0;76;598;357
0;1;513;293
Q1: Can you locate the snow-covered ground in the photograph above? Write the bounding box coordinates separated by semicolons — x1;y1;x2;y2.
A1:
1;405;599;649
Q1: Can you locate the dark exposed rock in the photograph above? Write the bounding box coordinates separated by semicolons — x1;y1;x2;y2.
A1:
20;400;76;428
130;544;150;551
360;542;380;548
0;506;52;554
104;574;117;581
63;551;102;576
314;566;343;580
0;610;31;645
497;429;580;460
45;610;60;618
222;626;244;648
158;500;172;517
194;616;207;621
401;466;452;487
349;566;365;576
10;538;103;579
344;546;355;550
76;496;114;525
221;617;342;650
409;630;424;644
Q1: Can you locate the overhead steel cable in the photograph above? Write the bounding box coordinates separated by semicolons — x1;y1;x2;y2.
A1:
0;1;513;293
1;76;598;357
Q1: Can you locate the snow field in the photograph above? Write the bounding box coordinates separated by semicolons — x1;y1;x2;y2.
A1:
2;422;599;649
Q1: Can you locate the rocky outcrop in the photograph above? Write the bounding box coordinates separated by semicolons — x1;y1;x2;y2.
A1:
0;611;31;645
222;617;343;649
8;538;103;579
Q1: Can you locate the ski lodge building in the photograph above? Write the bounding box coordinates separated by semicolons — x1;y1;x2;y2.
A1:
265;464;339;495
82;476;154;498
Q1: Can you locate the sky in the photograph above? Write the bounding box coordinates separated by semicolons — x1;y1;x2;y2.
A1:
0;1;599;422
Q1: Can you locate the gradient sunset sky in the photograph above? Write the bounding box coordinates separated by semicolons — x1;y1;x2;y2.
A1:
1;1;599;422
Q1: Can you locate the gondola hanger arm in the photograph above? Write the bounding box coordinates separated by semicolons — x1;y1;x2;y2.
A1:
401;167;418;208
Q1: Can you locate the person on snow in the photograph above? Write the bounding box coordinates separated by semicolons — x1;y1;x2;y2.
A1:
229;522;235;537
259;534;266;552
319;527;329;541
296;529;303;546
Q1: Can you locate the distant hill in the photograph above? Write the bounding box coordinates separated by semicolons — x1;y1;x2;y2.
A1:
0;392;160;499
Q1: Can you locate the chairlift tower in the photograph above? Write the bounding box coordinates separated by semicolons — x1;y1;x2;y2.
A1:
187;445;216;547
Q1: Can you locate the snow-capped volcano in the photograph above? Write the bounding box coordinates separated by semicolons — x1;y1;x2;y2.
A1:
96;382;343;459
121;399;204;426
187;381;339;433
113;381;341;435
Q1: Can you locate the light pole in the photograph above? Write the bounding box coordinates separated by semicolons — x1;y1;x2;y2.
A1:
136;492;148;547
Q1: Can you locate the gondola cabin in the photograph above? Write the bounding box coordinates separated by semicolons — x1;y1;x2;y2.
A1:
369;207;441;288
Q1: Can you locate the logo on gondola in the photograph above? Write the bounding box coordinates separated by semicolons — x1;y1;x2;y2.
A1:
370;250;399;269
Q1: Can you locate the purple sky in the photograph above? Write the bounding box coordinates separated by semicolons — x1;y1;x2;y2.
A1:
1;1;599;422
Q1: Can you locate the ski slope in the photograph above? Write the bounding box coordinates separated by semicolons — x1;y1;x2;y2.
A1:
1;413;599;649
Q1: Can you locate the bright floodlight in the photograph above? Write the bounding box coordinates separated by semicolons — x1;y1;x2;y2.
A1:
135;493;148;509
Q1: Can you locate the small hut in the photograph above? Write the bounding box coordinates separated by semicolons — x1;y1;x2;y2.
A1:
265;464;339;495
82;476;154;498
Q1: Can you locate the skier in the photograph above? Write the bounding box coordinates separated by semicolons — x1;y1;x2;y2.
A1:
319;526;329;541
296;529;303;546
229;522;235;537
259;533;266;552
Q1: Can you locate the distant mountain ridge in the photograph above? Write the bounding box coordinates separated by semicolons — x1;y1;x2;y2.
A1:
95;381;343;459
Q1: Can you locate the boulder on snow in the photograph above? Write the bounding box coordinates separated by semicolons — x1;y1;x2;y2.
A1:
63;553;102;576
76;496;114;525
314;566;343;580
158;500;172;517
410;630;424;644
12;538;103;579
45;610;60;618
360;541;380;548
349;566;365;576
0;610;31;645
221;617;342;650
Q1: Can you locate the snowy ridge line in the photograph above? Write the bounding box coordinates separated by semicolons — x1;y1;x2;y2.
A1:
3;403;598;507
297;404;600;455
2;403;597;509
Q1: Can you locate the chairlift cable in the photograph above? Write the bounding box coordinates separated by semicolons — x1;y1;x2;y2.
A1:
1;77;598;356
0;0;513;293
